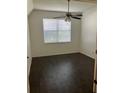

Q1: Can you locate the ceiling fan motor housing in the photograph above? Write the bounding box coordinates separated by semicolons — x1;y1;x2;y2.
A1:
66;13;71;17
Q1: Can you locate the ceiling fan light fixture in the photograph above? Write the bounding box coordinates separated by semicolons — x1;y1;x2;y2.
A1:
65;16;71;22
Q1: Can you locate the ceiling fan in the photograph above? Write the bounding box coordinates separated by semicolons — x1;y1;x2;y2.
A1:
53;0;82;22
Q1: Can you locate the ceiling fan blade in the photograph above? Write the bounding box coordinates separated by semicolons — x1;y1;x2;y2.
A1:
71;14;82;16
71;16;81;20
53;16;66;19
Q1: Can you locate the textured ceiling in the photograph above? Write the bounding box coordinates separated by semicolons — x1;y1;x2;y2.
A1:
33;0;96;12
73;0;96;3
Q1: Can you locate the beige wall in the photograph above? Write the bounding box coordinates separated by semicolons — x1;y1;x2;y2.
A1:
28;10;81;57
80;6;97;59
27;25;31;93
27;0;33;15
27;23;32;74
27;0;33;75
27;0;33;93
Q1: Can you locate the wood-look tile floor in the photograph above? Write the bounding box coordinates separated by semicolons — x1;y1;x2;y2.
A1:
29;53;94;93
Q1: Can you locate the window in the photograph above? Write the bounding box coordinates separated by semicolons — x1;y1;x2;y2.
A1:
43;18;71;43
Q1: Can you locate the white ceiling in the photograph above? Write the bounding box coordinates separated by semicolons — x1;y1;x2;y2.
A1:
33;0;96;12
73;0;96;3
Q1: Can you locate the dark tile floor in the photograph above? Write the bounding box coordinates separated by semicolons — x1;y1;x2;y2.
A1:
29;53;94;93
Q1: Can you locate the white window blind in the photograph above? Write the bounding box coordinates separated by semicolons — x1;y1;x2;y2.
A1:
43;18;71;43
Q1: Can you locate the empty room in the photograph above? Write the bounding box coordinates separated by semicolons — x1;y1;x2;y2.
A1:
27;0;97;93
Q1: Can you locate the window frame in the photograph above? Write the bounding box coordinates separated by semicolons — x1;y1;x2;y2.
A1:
43;18;72;44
